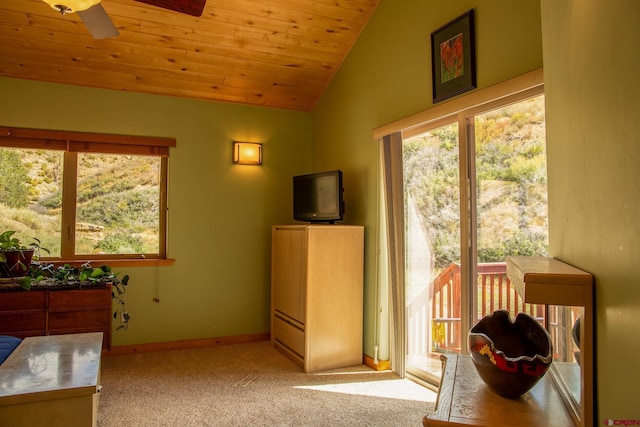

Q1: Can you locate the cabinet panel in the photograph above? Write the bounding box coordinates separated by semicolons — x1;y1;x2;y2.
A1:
49;309;111;330
273;314;305;357
49;288;110;310
0;312;45;333
0;291;46;310
0;291;46;337
305;226;364;371
272;227;305;323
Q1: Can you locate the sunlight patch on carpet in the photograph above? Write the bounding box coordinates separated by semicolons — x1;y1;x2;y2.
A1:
294;378;438;403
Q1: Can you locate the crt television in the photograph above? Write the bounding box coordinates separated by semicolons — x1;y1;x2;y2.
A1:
293;170;344;223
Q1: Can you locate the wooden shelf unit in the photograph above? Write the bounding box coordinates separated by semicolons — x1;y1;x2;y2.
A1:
506;256;593;427
424;256;593;427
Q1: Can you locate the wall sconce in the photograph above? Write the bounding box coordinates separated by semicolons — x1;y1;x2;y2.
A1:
233;142;263;165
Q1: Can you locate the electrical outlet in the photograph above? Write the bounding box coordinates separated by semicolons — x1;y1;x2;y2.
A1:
121;311;129;324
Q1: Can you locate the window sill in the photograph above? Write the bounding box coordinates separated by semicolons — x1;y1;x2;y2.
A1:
40;258;175;268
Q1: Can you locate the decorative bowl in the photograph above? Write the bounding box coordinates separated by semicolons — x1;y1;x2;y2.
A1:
468;310;553;398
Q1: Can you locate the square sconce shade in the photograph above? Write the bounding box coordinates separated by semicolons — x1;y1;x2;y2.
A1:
233;142;263;165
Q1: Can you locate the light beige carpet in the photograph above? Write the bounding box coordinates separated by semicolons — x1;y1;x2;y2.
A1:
98;340;437;426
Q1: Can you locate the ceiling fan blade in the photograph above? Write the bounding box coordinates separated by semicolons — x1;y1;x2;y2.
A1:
134;0;206;17
77;3;119;39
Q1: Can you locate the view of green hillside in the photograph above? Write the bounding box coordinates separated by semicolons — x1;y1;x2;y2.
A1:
0;149;161;257
403;96;548;270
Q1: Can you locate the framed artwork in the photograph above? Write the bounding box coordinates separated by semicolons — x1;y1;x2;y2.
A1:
431;9;476;103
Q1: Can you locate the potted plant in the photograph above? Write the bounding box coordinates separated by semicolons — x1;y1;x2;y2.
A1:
0;231;130;329
0;230;49;289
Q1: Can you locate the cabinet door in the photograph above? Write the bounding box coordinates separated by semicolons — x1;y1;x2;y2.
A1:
0;311;46;335
0;291;46;336
0;291;46;311
48;287;112;349
305;226;364;371
272;227;306;323
48;288;110;310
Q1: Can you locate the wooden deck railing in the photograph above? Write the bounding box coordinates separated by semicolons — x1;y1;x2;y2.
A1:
429;263;461;352
410;262;545;354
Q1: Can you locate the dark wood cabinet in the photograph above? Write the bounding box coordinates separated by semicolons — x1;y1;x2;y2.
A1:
0;291;46;337
0;286;112;350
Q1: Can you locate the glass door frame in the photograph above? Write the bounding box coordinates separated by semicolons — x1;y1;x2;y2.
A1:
390;82;546;386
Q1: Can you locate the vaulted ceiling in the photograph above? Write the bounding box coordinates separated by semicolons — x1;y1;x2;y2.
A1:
0;0;380;111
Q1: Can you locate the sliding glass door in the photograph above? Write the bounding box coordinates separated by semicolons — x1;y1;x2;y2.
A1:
402;93;548;385
403;121;461;382
471;95;548;324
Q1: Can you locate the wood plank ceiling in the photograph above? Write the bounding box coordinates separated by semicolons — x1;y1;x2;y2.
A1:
0;0;379;111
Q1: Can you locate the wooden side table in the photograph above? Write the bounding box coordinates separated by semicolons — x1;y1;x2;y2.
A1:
423;354;575;426
0;333;103;427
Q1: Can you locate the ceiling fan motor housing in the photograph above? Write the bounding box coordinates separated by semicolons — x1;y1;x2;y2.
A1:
42;0;101;14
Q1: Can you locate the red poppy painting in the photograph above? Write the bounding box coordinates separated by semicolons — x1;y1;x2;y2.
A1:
440;34;465;83
431;10;476;103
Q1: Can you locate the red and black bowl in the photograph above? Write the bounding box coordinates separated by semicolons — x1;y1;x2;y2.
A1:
468;310;553;398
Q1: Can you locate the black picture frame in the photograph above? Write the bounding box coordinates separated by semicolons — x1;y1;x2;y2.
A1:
431;9;476;103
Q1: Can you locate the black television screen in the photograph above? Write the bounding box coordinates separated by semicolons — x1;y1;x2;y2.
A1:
293;170;344;223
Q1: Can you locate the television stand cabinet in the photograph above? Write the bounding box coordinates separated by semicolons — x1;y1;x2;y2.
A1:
270;224;364;372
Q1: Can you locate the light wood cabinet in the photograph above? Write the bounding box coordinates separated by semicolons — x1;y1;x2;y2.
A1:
0;286;112;350
506;256;593;427
271;225;364;372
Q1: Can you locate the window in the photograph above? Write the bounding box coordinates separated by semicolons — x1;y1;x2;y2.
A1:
0;126;175;265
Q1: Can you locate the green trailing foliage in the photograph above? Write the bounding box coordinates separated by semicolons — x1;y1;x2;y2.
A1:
35;262;131;330
0;231;131;330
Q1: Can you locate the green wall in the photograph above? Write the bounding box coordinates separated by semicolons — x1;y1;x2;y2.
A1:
3;0;636;420
541;0;640;420
313;0;639;420
0;77;312;346
312;0;543;362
